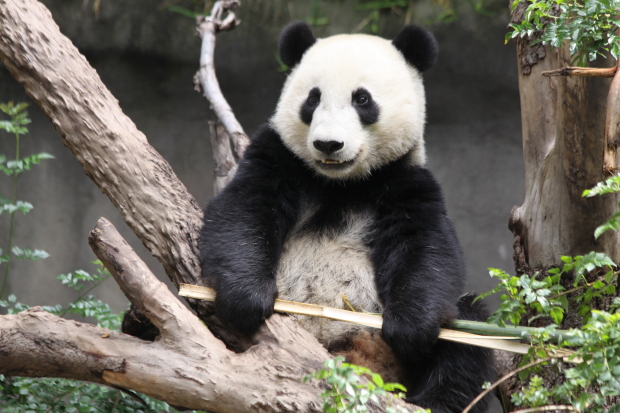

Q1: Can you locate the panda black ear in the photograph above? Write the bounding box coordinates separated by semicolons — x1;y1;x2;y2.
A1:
392;25;438;72
279;21;316;68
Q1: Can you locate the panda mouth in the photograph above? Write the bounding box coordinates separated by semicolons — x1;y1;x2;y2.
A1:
317;158;355;169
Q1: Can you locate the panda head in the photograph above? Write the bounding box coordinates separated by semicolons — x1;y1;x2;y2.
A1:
270;22;438;180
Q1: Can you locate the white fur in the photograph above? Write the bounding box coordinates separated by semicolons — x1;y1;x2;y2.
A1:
271;33;427;180
276;207;381;344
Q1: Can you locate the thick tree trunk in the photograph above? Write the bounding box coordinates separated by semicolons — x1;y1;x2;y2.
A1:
506;2;620;409
509;3;620;270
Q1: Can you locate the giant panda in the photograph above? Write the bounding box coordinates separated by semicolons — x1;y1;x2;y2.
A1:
200;21;495;413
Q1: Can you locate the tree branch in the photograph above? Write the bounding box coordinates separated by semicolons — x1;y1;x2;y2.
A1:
195;0;250;162
541;66;617;77
1;218;418;412
209;120;238;194
0;0;202;292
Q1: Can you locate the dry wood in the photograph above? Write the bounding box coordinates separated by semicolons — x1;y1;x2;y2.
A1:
507;4;620;409
509;42;620;268
2;218;339;412
0;0;203;292
0;218;420;412
180;283;533;354
195;0;250;160
209;120;238;195
604;59;620;173
541;66;618;77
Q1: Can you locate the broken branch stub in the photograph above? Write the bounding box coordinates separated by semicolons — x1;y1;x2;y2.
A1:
195;0;250;161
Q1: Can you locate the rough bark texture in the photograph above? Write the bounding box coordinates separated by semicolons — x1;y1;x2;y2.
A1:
604;60;620;172
0;0;203;291
209;120;238;195
508;5;620;269
195;0;250;159
507;2;620;410
1;218;331;412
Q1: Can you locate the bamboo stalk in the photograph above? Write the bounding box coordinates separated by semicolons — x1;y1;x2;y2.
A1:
179;284;532;354
451;320;570;342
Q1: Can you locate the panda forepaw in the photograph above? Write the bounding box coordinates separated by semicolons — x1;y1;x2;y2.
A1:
381;312;437;364
215;281;278;336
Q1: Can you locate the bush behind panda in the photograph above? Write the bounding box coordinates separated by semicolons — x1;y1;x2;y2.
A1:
200;21;495;413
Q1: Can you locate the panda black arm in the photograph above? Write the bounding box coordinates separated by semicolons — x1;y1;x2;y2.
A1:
370;165;465;365
199;125;303;335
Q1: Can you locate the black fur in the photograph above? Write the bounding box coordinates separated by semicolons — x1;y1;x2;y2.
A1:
352;87;380;125
279;21;316;68
200;125;495;413
392;25;439;72
300;87;321;125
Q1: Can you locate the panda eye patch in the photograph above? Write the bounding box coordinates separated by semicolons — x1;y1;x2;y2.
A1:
307;94;320;106
300;87;321;125
352;88;379;125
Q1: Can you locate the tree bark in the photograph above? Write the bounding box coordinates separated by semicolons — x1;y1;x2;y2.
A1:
508;4;620;269
0;0;203;291
1;218;332;412
506;2;620;409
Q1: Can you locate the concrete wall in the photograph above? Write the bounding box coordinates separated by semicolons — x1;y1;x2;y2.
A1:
0;0;523;318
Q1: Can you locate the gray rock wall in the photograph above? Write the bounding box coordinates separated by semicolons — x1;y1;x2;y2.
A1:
0;0;522;318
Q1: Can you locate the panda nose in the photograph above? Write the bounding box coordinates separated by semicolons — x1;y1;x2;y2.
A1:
313;140;344;155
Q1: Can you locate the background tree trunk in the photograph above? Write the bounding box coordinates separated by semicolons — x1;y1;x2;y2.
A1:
509;3;620;270
506;2;620;409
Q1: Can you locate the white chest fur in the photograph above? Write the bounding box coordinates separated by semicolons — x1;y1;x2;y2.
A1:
276;209;382;344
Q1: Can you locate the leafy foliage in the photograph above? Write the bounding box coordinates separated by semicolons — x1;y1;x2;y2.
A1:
477;251;616;327
475;176;620;412
506;308;620;412
0;102;53;300
166;0;492;36
584;175;620;238
305;357;417;413
507;0;620;65
0;376;175;413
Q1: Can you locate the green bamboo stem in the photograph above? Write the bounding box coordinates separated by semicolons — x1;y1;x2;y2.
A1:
451;320;570;343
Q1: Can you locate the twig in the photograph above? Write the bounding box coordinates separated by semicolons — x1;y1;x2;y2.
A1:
195;0;250;161
461;356;560;413
510;406;577;412
541;66;617;77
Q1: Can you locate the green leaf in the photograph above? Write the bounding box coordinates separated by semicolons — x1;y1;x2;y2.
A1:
167;5;198;18
550;307;565;324
0;200;33;215
371;373;384;387
11;246;49;261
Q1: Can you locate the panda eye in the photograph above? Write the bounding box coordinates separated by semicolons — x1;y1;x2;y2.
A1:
356;95;369;105
307;95;319;106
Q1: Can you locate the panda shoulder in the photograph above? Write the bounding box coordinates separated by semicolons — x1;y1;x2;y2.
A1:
237;124;306;175
382;162;447;208
239;125;290;162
